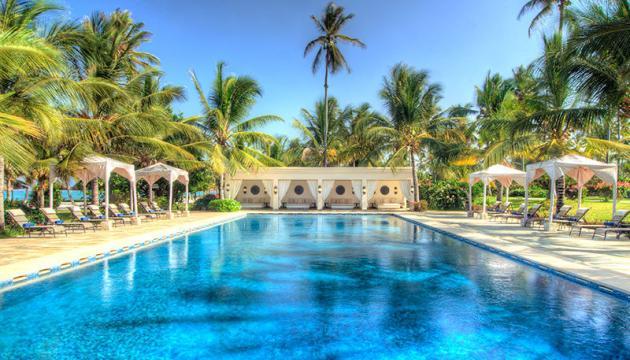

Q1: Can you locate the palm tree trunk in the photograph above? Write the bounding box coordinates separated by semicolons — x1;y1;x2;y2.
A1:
148;183;154;203
322;62;329;168
0;156;5;230
219;173;225;199
6;178;12;202
497;183;503;202
555;176;565;213
66;180;75;206
558;0;565;34
38;187;44;208
410;150;419;205
91;180;99;205
617;111;622;178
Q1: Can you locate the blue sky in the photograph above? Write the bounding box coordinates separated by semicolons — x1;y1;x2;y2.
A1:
58;0;545;137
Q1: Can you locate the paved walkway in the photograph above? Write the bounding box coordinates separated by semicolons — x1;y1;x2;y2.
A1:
399;211;630;295
0;212;244;289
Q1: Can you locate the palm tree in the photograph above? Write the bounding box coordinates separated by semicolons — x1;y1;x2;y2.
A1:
569;1;630;172
373;64;463;205
292;97;351;166
518;0;572;36
339;103;387;166
507;33;618;211
189;62;281;198
0;0;64;228
304;2;365;167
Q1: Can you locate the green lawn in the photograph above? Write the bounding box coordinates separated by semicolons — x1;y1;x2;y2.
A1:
473;196;630;223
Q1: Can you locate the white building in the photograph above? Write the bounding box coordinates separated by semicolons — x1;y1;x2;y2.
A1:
225;167;413;210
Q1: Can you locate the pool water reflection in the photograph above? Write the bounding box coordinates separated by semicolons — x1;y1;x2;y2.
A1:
0;215;628;359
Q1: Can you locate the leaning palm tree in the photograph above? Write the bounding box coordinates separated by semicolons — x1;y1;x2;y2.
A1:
304;2;365;167
189;62;281;198
0;13;65;228
518;0;572;36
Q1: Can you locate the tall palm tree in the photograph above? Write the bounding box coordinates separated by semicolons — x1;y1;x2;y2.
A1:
189;62;281;198
304;2;365;167
518;0;572;36
372;63;463;204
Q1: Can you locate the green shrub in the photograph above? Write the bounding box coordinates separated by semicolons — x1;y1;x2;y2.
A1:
192;194;219;210
208;199;241;212
419;180;468;210
509;186;547;198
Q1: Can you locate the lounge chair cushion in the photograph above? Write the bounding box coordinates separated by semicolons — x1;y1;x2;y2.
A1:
80;216;90;221
23;222;35;228
55;220;64;225
604;221;616;227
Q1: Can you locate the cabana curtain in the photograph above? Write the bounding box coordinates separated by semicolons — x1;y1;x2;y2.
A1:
226;180;242;200
322;180;335;203
351;181;362;201
278;180;291;203
400;180;412;202
307;180;318;201
367;181;378;201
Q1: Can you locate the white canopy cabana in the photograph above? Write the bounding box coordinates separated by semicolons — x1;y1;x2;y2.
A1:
524;154;618;230
136;162;189;216
49;156;137;220
468;164;526;217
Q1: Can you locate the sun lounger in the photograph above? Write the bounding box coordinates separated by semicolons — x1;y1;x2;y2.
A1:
479;202;512;218
571;210;630;239
594;227;630;240
107;204;135;225
69;206;105;230
498;204;542;225
140;202;167;218
7;209;65;237
151;201;182;217
554;207;590;233
491;204;525;222
119;203;156;221
326;198;358;210
86;205;125;227
40;208;88;233
530;205;573;229
489;202;511;214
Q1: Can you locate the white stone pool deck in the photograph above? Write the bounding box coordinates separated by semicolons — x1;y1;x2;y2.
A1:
398;211;630;296
0;211;245;289
0;210;628;296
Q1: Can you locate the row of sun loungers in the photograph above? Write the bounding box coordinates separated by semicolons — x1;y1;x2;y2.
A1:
484;202;629;240
6;201;181;237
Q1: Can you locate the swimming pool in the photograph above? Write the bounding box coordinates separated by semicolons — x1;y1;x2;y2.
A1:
0;215;628;359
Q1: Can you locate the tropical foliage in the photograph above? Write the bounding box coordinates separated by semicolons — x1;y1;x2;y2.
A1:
1;0;629;229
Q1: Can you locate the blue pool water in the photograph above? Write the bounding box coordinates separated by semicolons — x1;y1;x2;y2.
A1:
0;215;628;359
